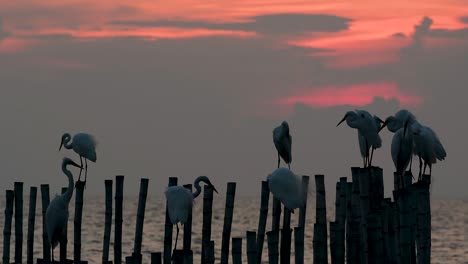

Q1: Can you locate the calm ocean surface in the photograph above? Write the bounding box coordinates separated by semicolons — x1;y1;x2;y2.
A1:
0;196;466;263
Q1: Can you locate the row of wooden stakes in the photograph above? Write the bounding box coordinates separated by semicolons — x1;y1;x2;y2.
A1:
1;167;431;264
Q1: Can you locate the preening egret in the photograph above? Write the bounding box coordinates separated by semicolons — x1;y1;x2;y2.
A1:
273;121;292;169
380;120;413;188
59;132;97;185
337;110;382;167
267;168;304;213
45;157;82;262
165;176;218;257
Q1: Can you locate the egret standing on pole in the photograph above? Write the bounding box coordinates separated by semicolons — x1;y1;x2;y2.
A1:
165;176;218;258
273;121;292;169
45;157;82;262
59;132;97;186
337;110;382;167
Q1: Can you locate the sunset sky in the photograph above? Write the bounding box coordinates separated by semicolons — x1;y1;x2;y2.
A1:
0;0;467;197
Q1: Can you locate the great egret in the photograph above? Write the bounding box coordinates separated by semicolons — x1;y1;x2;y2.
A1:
45;157;82;262
59;132;97;185
382;110;446;178
273;121;292;169
380;120;413;188
165;176;218;257
267;168;304;213
337;110;382;167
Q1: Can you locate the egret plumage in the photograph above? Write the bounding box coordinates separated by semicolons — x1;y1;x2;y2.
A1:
337;110;382;167
165;176;218;257
45;157;82;262
267;167;304;212
59;132;97;185
380;120;413;188
382;109;446;179
273;121;292;169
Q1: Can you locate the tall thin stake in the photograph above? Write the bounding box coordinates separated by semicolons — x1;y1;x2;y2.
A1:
26;187;37;264
221;182;236;264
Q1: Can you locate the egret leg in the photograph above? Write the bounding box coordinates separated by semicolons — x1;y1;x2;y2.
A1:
429;163;432;177
409;155;413;172
365;140;370;168
369;147;374;168
78;156;84;182
277;153;280;168
84;159;88;183
418;156;423;181
422;162;427;180
288;163;290;170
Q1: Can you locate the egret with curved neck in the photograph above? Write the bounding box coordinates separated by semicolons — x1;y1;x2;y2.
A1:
59;132;97;186
273;121;292;169
165;176;218;258
45;157;82;262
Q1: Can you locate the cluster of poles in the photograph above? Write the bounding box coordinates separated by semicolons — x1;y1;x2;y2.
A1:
2;168;431;264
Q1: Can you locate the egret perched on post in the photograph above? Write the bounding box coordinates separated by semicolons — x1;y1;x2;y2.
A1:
273;121;292;169
382;109;446;179
59;132;97;185
380;120;413;188
267;168;304;213
165;176;218;257
45;157;82;262
337;110;382;167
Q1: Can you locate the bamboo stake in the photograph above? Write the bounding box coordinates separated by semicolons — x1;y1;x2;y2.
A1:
14;182;24;264
26;187;37;264
2;190;14;264
267;231;279;264
114;175;125;264
102;180;113;263
202;184;214;263
40;184;51;262
133;178;149;262
183;184;193;252
313;174;327;264
231;238;242;264
74;181;86;263
60;187;68;263
280;208;292;264
294;226;304;264
163;177;177;264
296;176;309;264
221;182;236;264
246;231;257;264
151;252;162;264
256;181;269;264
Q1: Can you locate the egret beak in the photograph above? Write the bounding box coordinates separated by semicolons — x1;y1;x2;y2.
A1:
70;160;83;169
376;116;384;124
212;185;219;194
59;142;63;151
378;120;388;133
336;114;348;127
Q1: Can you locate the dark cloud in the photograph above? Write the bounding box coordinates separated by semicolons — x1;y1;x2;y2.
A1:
392;32;406;38
111;13;352;35
460;16;468;24
0;17;9;40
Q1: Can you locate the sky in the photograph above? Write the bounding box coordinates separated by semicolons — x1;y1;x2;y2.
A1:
0;0;467;198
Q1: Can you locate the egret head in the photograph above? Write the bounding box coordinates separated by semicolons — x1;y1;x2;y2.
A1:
379;116;399;133
281;121;289;131
59;133;71;151
197;176;218;194
337;111;358;128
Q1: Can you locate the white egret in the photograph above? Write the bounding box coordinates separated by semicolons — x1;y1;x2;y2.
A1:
337;110;382;167
382;110;446;179
165;176;218;257
380;120;413;188
45;157;82;262
59;132;97;185
273;121;292;169
267;168;304;213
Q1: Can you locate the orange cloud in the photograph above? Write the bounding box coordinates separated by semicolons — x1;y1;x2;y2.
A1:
277;82;422;108
0;38;33;54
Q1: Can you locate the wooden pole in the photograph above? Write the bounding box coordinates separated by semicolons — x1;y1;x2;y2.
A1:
151;252;162;264
256;181;269;264
293;226;304;264
2;190;14;264
267;231;279;264
336;177;347;264
348;168;362;264
221;182;236;264
358;168;370;264
183;184;193;251
367;214;384;263
246;231;257;264
345;181;354;264
416;174;431;264
271;197;282;232
14;182;24;264
329;221;338;263
26;187;37;264
204;241;215;264
163;177;177;264
395;187;411;264
369;167;384;211
313;174;327;264
74;181;86;263
231;238;242;264
202;184;214;263
59;187;69;263
114;175;125;264
40;184;51;262
133;178;149;263
381;198;394;264
102;180;113;263
280;208;292;264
